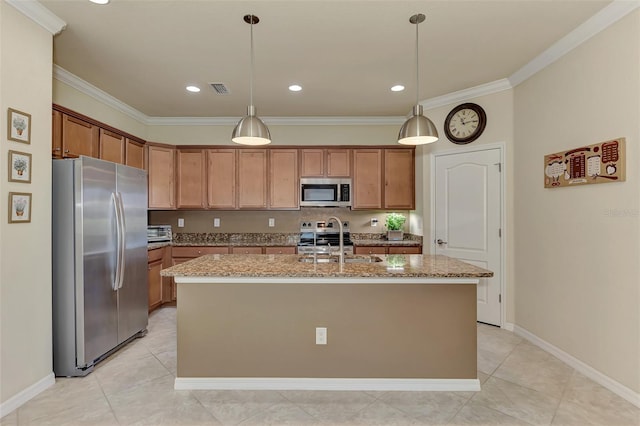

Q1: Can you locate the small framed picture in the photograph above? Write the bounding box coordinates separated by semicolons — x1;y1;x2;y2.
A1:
7;108;31;144
8;150;32;183
8;192;32;223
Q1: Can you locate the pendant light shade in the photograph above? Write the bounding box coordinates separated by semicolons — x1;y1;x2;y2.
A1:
232;14;271;145
398;13;438;145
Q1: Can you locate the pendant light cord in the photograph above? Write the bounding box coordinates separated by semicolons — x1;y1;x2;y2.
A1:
415;17;420;107
250;15;255;109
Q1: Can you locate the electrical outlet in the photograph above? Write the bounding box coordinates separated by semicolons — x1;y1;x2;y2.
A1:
213;218;220;227
371;218;378;227
315;327;327;345
268;218;275;227
177;218;185;228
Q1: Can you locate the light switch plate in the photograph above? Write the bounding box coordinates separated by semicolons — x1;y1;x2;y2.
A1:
268;218;275;227
214;218;220;227
177;218;185;228
315;327;327;345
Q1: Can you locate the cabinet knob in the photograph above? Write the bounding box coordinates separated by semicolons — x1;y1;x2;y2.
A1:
54;147;61;151
197;250;202;254
64;149;69;153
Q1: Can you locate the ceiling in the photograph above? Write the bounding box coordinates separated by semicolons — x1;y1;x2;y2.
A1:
40;0;611;119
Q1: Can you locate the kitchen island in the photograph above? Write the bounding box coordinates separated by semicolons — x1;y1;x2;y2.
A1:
161;254;492;392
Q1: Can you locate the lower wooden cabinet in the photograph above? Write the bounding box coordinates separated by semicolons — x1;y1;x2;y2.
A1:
148;247;167;312
264;246;297;255
354;245;422;255
231;247;264;254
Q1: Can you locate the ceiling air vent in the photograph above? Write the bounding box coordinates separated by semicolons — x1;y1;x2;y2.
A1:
209;83;230;95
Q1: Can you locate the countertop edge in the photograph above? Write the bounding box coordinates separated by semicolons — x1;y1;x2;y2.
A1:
174;276;481;284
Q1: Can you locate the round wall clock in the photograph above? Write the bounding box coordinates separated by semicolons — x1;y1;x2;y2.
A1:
444;103;487;144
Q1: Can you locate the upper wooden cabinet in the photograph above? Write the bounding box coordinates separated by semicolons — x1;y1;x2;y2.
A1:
61;114;99;158
125;139;145;169
352;149;383;209
300;148;351;177
176;149;206;208
52;110;63;158
238;149;268;209
269;149;299;209
207;149;237;209
99;129;125;164
147;144;175;209
384;149;415;209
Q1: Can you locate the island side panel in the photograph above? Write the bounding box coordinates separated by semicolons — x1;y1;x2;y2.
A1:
177;282;477;379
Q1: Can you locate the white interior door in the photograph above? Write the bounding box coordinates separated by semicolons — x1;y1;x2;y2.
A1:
434;148;502;326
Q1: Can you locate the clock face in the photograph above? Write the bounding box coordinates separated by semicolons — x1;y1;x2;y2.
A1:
444;103;487;144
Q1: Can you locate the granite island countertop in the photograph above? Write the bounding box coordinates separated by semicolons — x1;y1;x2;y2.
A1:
160;254;492;279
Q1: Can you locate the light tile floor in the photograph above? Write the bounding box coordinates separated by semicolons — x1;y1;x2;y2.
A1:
2;306;638;425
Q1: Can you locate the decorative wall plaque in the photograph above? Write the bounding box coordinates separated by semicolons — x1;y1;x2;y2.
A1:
544;138;626;188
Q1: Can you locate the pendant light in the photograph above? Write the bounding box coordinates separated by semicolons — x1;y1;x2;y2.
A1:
398;13;438;145
232;14;271;145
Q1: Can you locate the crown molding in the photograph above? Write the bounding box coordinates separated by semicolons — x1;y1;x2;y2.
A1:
421;79;512;110
54;65;149;124
5;0;66;35
145;115;405;126
509;0;640;87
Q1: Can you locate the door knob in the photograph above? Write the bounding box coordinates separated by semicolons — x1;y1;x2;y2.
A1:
436;239;447;245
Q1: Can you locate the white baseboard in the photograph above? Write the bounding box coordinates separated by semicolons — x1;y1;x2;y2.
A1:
502;322;515;332
175;377;481;392
0;372;55;418
513;325;640;408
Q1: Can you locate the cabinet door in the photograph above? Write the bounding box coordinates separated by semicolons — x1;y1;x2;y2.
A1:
52;110;63;158
388;246;422;254
384;149;415;209
238;150;267;209
300;149;324;177
99;129;125;164
207;149;237;209
269;149;299;209
171;246;229;257
148;259;163;312
231;247;263;254
176;149;206;208
352;149;383;209
326;149;351;177
125;139;145;169
147;145;175;209
62;114;99;158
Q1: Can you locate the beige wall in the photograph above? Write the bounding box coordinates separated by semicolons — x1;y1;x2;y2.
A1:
514;10;640;394
420;89;515;322
150;208;411;234
0;4;54;404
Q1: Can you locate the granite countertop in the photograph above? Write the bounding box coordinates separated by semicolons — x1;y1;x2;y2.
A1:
353;239;422;247
160;254;492;279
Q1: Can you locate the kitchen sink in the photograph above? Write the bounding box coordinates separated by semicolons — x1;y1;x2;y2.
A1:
298;255;383;264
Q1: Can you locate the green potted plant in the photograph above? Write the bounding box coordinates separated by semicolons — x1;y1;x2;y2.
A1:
385;213;406;241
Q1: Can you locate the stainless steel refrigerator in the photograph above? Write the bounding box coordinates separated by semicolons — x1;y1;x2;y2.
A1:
52;156;148;377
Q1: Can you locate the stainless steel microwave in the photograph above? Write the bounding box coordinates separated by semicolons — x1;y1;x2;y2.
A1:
147;225;172;242
300;178;351;207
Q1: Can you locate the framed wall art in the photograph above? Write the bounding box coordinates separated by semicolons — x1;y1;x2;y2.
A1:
7;108;31;144
8;150;32;183
8;192;32;223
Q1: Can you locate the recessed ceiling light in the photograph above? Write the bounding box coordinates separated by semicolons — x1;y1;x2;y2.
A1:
288;84;302;92
391;85;405;92
186;85;201;93
89;0;110;4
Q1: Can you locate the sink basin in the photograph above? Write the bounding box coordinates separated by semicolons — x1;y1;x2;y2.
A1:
298;255;383;264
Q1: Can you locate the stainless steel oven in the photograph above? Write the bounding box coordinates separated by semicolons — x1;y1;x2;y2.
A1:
297;220;353;255
147;225;172;243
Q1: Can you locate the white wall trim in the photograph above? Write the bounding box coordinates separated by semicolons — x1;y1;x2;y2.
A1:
147;115;406;126
5;0;66;34
508;0;640;87
430;142;507;328
513;325;640;408
174;377;480;392
422;79;513;111
503;322;515;332
0;373;55;418
53;65;149;124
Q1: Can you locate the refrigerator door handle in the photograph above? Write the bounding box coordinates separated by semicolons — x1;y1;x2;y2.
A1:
112;192;124;291
116;192;127;289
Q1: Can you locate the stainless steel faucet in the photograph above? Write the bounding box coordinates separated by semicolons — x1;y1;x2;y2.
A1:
327;216;344;265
